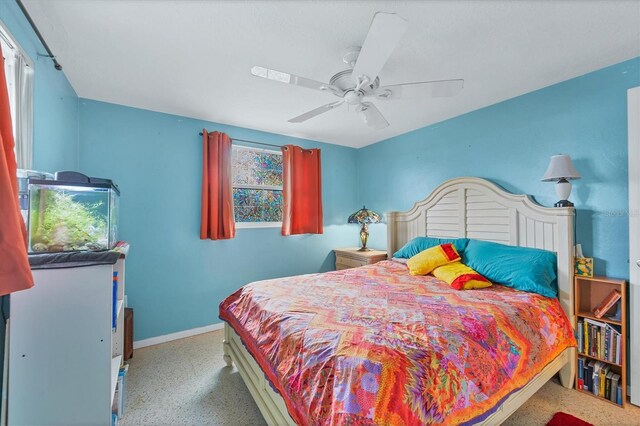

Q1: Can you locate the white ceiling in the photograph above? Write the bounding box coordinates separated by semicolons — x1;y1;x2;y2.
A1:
23;0;640;148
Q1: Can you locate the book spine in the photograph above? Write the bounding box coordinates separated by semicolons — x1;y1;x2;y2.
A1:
610;374;620;403
577;357;584;390
584;362;591;391
584;320;588;354
112;271;118;331
578;320;583;354
616;385;622;405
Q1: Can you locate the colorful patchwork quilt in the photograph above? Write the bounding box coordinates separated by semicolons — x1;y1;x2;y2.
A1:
219;260;576;425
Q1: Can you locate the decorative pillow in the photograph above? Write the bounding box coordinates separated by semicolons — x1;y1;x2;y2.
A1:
462;239;558;297
407;243;460;276
393;237;469;259
432;261;492;290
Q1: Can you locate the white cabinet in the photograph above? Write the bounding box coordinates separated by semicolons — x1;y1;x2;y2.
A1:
8;257;126;425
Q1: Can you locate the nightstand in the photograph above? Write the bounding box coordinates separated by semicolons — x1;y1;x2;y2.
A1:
334;248;387;270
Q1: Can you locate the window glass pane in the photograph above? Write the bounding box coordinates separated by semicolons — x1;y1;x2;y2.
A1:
233;188;283;222
232;147;283;187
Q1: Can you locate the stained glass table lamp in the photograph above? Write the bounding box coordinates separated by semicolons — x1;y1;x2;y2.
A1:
347;206;382;251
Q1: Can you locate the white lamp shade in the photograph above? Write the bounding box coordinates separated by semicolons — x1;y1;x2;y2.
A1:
541;154;581;181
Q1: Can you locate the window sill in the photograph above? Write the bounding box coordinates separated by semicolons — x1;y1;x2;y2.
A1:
236;222;282;229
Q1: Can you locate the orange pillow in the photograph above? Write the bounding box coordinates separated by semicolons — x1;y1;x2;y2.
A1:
432;261;492;290
407;243;460;276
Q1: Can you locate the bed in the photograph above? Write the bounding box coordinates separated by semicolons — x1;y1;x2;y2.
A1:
219;177;577;425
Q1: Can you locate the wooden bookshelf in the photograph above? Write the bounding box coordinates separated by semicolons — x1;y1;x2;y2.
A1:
574;275;627;407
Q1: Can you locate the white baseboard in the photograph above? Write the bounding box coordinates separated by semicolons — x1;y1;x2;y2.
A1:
133;322;225;349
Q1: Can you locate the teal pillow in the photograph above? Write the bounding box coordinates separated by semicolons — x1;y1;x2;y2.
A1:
462;239;558;297
393;237;469;259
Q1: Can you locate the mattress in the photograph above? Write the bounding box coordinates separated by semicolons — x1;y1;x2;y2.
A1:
219;260;576;425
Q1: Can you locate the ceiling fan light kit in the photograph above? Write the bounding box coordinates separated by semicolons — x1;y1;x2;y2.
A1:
251;12;464;130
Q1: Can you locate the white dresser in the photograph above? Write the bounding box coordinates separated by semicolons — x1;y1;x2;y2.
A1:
8;256;126;425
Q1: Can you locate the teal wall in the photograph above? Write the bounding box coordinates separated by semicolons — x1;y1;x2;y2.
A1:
78;100;360;340
0;0;79;171
358;57;640;280
78;58;639;341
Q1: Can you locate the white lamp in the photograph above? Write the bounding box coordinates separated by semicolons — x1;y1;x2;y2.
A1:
541;154;581;207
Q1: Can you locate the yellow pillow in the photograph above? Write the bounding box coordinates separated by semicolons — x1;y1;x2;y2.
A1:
432;261;492;290
407;243;460;276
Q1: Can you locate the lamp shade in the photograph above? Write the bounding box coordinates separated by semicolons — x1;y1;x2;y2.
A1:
541;154;581;182
348;206;382;224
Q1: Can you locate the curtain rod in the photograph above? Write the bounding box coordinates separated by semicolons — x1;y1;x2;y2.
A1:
15;0;62;71
199;132;282;149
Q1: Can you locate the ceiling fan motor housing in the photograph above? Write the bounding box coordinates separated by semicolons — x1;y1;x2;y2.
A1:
329;69;379;96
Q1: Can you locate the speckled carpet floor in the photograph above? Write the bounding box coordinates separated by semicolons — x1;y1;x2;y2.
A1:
121;330;640;426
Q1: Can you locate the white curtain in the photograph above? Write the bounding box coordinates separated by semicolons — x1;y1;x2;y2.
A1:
13;53;32;170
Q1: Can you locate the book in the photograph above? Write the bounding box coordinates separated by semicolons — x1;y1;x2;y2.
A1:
583;359;590;391
577;319;583;353
594;289;621;318
593;361;604;396
587;360;595;393
605;370;614;400
112;271;118;331
583;320;589;354
604;324;621;363
577;357;584;390
616;384;622;405
610;373;621;403
599;364;610;397
606;301;622;321
599;327;604;359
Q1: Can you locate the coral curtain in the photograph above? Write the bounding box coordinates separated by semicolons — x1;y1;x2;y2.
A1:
200;130;235;240
0;43;33;295
281;145;323;235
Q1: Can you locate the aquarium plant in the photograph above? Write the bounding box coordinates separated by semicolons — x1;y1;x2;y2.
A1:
29;189;109;252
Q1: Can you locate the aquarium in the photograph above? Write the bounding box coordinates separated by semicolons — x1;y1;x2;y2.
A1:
27;172;119;253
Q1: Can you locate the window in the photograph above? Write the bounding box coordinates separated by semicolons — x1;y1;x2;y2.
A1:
231;145;283;228
1;22;33;170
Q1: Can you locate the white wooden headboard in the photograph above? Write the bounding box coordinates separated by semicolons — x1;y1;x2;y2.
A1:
386;177;575;321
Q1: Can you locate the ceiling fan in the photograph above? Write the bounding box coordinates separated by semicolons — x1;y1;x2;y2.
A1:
251;12;464;130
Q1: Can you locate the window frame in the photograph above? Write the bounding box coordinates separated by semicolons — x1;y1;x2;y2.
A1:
231;144;283;229
0;20;34;170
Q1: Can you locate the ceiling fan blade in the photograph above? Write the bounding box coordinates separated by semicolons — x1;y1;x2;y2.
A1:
288;101;344;123
352;12;408;85
375;79;464;100
358;102;389;130
251;66;339;93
